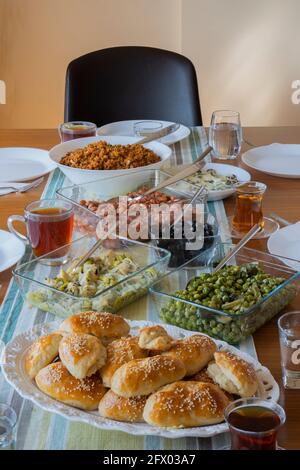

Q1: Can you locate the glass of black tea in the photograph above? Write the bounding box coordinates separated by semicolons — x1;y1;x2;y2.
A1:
8;199;74;265
225;398;286;450
59;121;97;142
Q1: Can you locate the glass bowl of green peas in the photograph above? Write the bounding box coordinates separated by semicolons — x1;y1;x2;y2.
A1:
150;243;300;344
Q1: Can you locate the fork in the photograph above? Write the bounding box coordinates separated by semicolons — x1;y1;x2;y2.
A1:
0;177;44;193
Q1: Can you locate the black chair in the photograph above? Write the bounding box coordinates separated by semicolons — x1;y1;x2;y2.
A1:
64;46;202;127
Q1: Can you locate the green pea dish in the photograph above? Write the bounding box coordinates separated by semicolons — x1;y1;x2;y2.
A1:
150;243;300;344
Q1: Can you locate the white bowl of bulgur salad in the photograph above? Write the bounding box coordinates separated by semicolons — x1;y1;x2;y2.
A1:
49;136;172;185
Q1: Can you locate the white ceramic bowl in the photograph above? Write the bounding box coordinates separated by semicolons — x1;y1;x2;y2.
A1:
202;163;251;201
49;136;172;185
166;162;251;201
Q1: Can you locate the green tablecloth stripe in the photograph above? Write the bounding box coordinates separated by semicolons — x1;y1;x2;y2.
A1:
0;127;256;450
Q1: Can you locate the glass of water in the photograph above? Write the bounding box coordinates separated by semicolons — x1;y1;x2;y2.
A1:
209;110;242;160
0;339;17;449
0;403;17;449
278;311;300;389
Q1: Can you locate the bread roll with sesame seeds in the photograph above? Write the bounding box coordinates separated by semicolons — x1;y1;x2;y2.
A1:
98;390;147;423
162;334;217;376
143;381;230;428
59;333;107;379
207;351;258;398
35;362;106;410
25;333;62;379
100;336;148;387
111;355;186;397
138;325;172;352
59;311;130;344
188;368;216;385
188;368;234;401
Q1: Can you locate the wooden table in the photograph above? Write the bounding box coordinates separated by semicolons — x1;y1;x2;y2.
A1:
1;128;300;449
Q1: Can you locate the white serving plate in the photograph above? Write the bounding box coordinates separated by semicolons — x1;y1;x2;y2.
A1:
267;222;300;270
2;320;279;439
97;120;190;145
49;136;172;185
167;163;251;201
0;147;56;182
242;143;300;178
0;230;25;273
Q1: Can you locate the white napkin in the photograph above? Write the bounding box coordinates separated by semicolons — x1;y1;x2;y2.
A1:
0;181;32;196
0;188;14;196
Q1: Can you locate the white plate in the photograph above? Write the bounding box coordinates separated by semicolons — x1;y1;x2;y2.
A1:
0;230;25;273
2;320;279;439
0;147;56;182
268;222;300;270
242;143;300;178
97;120;190;145
49;136;172;186
167;163;251;201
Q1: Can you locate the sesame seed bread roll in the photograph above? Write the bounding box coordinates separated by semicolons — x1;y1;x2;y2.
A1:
98;390;147;423
189;368;216;385
35;362;106;411
59;311;130;344
143;381;230;428
207;351;259;398
100;336;148;388
59;333;107;379
111;356;186;397
162;334;217;376
25;333;62;379
138;325;172;352
189;368;233;401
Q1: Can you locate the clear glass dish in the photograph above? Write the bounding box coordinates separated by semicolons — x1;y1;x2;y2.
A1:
13;234;170;319
56;168;206;237
150;243;300;344
56;168;219;268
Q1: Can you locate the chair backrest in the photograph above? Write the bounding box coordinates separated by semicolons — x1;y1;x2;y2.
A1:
64;46;202;127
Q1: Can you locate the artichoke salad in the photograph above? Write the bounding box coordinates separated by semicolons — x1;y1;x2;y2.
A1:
187;168;239;190
27;251;158;318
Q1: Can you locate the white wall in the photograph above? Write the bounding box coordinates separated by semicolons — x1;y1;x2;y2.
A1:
1;0;300;127
0;0;181;128
182;0;300;126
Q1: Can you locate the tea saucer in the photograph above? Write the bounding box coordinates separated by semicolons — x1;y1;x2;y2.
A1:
0;230;25;273
227;216;279;240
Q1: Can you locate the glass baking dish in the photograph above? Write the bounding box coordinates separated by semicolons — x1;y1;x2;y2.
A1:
13;234;170;319
56;168;205;236
150;243;300;344
56;168;222;267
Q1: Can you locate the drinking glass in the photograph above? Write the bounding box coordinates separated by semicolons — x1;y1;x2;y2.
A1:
225;397;285;450
8;199;74;264
278;311;300;389
134;121;163;137
59;121;97;142
209;110;242;160
0;403;17;449
232;181;267;233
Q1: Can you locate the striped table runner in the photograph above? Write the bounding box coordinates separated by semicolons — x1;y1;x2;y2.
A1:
0;127;257;450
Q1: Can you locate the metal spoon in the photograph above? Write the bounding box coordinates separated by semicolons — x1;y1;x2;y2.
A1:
72;146;212;271
213;223;261;272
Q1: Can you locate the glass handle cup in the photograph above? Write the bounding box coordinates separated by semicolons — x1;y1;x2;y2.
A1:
7;215;28;243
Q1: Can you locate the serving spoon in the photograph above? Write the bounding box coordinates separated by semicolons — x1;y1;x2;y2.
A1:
71;146;212;271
